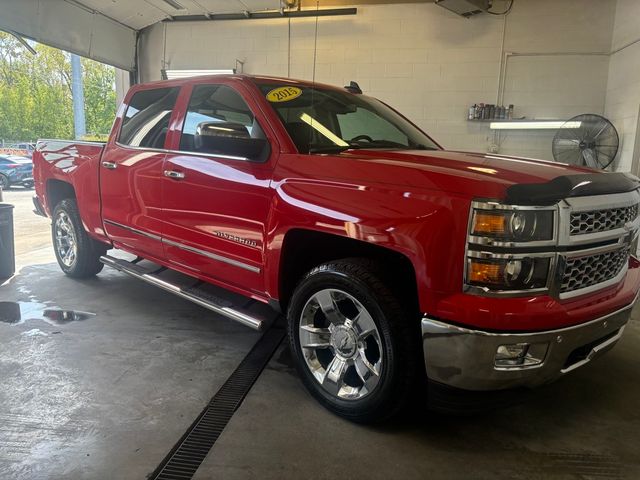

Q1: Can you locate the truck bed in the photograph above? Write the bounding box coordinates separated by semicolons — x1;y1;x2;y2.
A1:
33;139;107;243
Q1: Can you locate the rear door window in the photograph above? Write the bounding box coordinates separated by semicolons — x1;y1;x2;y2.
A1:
119;87;180;149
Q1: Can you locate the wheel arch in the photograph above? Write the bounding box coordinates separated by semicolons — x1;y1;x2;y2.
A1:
277;228;420;316
46;179;76;212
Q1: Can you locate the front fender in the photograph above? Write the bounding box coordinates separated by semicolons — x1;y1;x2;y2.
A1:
265;175;470;313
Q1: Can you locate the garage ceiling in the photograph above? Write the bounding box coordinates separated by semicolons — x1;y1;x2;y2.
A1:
0;0;432;71
76;0;434;30
77;0;282;30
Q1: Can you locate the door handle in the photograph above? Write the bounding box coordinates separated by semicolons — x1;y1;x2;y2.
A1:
164;170;185;180
102;161;117;170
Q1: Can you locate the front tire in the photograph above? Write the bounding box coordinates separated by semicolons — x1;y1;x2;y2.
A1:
287;259;420;423
52;199;107;278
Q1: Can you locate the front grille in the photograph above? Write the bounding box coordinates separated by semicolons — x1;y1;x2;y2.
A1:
560;246;630;293
570;204;638;236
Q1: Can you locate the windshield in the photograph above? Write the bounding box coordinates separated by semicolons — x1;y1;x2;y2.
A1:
257;83;440;154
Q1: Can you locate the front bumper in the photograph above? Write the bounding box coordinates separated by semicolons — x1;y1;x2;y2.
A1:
421;299;635;391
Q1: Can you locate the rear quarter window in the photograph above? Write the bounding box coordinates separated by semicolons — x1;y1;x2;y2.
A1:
118;87;180;149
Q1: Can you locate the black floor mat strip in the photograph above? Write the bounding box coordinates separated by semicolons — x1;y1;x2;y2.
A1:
150;324;286;480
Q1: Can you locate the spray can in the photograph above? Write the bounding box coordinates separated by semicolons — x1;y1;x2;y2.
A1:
468;105;476;120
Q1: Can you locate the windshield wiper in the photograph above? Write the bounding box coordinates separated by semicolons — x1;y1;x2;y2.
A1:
413;144;438;151
307;145;353;154
307;141;438;154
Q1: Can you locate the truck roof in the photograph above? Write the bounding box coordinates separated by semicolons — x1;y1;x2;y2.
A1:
135;74;348;93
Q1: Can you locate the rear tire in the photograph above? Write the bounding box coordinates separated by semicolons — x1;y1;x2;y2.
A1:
287;258;421;423
52;199;107;278
0;174;10;190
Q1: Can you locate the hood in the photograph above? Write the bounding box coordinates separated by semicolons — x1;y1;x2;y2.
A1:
304;149;605;201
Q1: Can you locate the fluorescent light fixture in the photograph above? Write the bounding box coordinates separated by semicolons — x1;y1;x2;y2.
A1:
162;69;235;79
160;0;185;10
490;121;582;130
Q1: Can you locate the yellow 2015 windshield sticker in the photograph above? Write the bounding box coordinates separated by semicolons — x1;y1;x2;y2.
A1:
266;86;302;103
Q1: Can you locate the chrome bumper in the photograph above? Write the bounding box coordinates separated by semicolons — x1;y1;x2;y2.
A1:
421;302;634;391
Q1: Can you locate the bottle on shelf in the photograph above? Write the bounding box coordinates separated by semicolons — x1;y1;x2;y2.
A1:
468;105;476;120
508;104;514;120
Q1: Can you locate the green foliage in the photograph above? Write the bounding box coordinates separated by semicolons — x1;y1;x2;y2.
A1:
0;32;117;142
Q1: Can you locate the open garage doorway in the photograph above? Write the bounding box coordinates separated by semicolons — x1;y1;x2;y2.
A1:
0;31;121;267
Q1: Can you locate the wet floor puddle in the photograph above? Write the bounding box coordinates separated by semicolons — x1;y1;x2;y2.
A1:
0;301;95;326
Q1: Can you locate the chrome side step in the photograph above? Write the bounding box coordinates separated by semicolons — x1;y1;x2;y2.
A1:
100;255;267;331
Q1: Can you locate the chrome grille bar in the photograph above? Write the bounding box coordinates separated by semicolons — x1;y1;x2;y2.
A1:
570;204;639;236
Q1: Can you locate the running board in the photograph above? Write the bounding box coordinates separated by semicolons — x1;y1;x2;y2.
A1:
100;255;267;331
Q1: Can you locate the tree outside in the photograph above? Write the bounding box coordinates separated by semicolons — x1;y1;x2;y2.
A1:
0;31;117;143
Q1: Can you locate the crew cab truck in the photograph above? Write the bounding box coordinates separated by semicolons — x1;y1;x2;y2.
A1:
33;75;640;422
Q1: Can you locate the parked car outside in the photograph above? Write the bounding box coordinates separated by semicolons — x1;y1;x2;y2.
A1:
0;142;36;158
0;155;34;189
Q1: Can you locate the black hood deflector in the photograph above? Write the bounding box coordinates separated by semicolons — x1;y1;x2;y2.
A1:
505;172;640;205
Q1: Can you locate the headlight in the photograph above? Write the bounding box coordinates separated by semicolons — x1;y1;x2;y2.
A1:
471;208;554;242
466;201;557;294
467;255;551;291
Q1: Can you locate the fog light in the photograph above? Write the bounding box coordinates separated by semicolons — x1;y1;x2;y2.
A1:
494;342;549;369
495;343;529;366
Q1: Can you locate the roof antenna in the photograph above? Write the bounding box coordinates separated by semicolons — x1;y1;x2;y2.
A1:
344;81;362;94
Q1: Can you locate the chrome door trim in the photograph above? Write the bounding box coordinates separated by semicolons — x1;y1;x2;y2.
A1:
103;219;162;241
114;141;252;162
104;219;260;273
162;238;261;273
38;138;106;146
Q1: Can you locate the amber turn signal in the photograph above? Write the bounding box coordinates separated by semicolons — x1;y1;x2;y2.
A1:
472;212;507;236
467;256;551;290
468;260;503;284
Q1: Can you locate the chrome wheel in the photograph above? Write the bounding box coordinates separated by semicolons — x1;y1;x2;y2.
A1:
299;288;383;400
54;212;77;267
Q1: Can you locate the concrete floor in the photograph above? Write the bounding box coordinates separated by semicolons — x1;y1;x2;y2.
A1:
1;189;640;479
2;188;53;267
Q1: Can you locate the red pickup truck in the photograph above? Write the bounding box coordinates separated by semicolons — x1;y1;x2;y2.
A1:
33;74;640;422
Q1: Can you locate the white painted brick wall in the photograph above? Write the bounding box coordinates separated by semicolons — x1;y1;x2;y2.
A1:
139;0;616;162
605;0;640;173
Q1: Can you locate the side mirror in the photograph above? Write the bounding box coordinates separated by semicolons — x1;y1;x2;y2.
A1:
194;121;270;162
